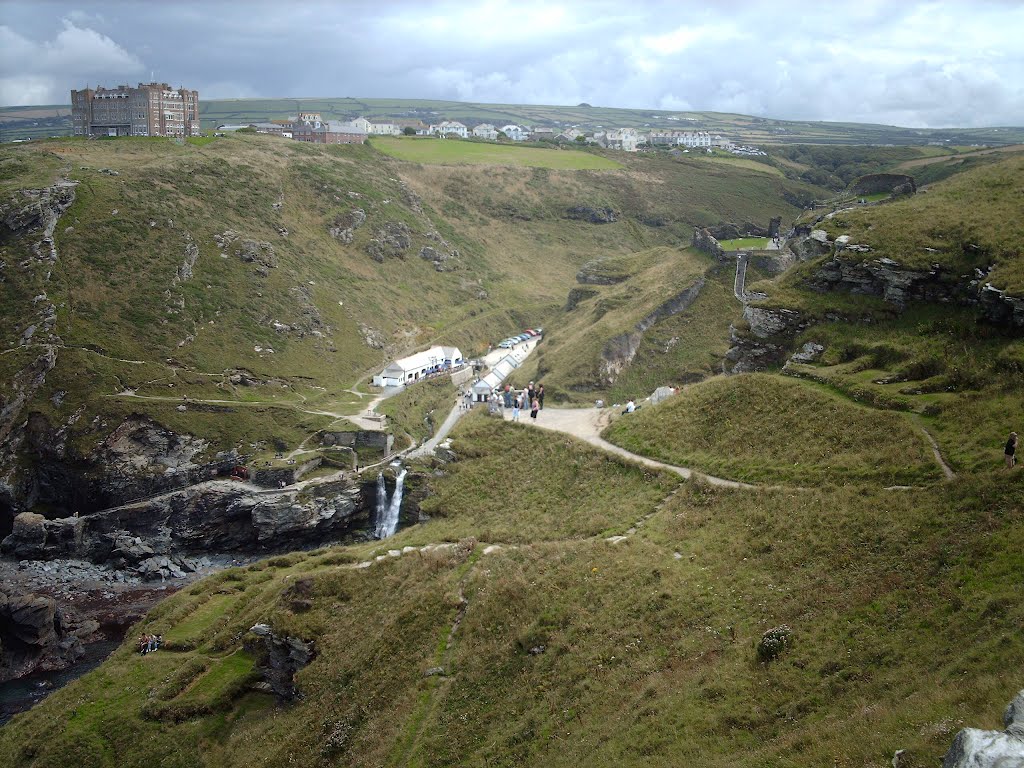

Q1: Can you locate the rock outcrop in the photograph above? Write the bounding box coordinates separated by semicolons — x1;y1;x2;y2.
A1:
0;588;93;683
599;279;705;384
565;205;617;224
942;689;1024;768
724;304;810;374
366;221;412;262
328;208;366;243
1;478;366;563
247;623;315;700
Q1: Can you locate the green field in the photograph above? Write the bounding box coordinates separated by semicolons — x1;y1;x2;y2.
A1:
717;237;768;250
370;136;623;169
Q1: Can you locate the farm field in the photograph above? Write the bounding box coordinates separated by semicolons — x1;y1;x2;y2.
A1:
369;136;623;169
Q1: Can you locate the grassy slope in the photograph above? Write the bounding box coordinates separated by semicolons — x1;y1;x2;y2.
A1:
2;417;1021;767
0;135;817;467
603;373;942;485
818;155;1024;293
370;136;622;170
378;376;457;447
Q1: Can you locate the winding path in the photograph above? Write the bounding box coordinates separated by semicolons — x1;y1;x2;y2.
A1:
498;406;755;489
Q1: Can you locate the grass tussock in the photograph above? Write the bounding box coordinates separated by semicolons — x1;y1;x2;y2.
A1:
408;411;680;544
378;376;457;446
603;373;941;485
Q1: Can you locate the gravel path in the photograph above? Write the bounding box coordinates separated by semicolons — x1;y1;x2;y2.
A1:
500;406;755;489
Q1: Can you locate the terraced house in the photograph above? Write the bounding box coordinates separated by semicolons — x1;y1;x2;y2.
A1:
71;82;200;138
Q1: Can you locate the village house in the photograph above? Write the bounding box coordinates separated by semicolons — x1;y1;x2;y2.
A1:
372;346;464;388
530;126;556;141
472;123;499;140
500;124;528;141
368;120;400;135
603;127;639;152
289;113;366;144
431;120;468;138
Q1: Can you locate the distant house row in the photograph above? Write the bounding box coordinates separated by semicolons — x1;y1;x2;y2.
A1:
221;113;739;153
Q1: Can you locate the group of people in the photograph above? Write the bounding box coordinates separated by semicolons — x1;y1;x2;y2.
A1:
138;632;163;655
469;381;544;421
506;381;543;421
1006;431;1018;468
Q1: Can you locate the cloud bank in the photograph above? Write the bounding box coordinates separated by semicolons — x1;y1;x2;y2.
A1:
2;0;1022;128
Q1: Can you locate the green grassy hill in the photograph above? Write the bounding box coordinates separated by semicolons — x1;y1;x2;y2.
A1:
1;415;1020;767
0;133;818;475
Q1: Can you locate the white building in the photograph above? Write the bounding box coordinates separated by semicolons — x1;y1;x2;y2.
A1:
678;131;712;148
372;346;464;388
350;117;373;133
471;354;522;402
500;124;528;141
472;123;499;140
432;120;468;138
369;120;400;136
605;127;639;152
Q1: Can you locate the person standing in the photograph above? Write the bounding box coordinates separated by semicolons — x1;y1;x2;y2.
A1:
537;383;545;410
511;395;520;421
1006;432;1018;468
530;396;540;421
527;381;536;405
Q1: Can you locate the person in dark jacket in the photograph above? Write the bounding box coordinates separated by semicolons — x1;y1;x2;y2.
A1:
1006;432;1018;468
537;384;545;410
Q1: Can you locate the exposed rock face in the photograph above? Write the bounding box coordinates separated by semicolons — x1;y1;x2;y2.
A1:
234;239;277;270
575;259;629;286
565;287;599;311
0;588;87;683
1;479;365;562
599;279;705;384
942;689;1024;768
692;227;726;261
725;304;811;374
788;342;825;364
366;221;411;262
791;229;1024;328
849;173;916;197
247;624;315;700
328;208;366;243
566;205;617;224
790;228;833;261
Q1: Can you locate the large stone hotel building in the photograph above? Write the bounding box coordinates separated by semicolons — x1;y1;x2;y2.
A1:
71;83;200;138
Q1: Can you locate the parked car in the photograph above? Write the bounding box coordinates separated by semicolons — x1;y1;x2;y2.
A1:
498;340;515;348
525;329;539;337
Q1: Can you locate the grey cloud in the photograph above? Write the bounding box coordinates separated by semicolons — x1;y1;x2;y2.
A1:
1;0;1022;128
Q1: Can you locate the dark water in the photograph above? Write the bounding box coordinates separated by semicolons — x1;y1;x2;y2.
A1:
0;639;121;726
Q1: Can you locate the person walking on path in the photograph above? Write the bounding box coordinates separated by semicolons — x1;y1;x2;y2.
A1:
530;396;540;421
1006;432;1018;468
537;384;545;410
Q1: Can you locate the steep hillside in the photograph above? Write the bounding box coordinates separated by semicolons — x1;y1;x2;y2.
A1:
0;134;818;531
1;415;1020;767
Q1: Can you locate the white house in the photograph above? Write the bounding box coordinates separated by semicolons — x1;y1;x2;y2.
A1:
432;121;468;138
372;346;464;388
350;117;373;133
678;131;712;148
369;120;400;136
472;123;498;140
605;127;639;152
500;124;528;141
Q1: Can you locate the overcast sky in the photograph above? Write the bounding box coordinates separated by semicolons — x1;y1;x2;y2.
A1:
2;0;1022;128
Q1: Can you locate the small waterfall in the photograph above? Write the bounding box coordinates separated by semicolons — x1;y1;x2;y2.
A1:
374;468;407;539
